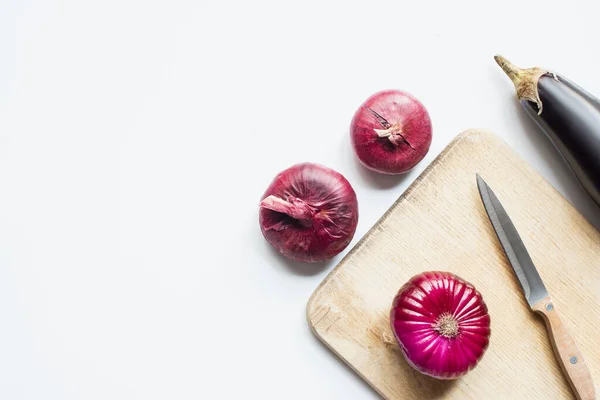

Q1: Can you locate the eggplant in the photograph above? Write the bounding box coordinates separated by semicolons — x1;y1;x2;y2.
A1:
495;55;600;207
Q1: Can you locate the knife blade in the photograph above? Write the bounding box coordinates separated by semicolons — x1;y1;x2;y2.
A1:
476;174;548;307
476;174;595;400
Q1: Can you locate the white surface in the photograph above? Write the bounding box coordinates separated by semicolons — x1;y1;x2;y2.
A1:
1;0;600;398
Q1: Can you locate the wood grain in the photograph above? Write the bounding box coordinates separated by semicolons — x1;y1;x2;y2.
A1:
532;296;596;400
307;129;600;399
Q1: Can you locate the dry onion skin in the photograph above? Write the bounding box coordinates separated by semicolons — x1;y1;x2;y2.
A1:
259;163;358;263
390;271;491;379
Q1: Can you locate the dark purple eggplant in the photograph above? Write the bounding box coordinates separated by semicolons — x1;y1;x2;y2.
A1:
495;55;600;206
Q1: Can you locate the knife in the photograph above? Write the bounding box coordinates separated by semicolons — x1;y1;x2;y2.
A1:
476;174;596;400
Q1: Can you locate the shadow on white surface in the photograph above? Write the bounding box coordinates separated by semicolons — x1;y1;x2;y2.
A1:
352;156;412;190
263;241;335;276
512;101;600;231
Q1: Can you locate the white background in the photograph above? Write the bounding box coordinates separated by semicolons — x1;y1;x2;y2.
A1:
1;0;600;398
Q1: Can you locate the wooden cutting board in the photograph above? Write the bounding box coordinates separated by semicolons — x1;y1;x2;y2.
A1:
307;129;600;399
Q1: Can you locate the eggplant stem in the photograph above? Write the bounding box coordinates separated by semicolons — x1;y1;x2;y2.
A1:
494;54;549;115
494;55;523;86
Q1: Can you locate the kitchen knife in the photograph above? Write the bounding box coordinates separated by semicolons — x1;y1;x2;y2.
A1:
476;174;596;400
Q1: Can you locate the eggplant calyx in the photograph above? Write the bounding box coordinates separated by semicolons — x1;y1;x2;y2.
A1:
494;55;549;115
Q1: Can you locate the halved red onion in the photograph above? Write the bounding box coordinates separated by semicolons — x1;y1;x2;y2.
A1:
390;271;491;379
259;163;358;263
351;90;432;174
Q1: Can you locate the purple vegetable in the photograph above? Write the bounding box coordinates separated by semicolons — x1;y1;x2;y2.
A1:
350;90;432;174
390;271;491;379
259;163;358;263
495;55;600;207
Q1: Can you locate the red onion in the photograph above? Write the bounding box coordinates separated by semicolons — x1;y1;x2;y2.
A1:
350;90;432;174
390;271;491;379
259;163;358;263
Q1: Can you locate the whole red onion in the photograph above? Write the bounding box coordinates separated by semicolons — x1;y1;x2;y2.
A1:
390;271;491;379
259;163;358;263
350;90;432;174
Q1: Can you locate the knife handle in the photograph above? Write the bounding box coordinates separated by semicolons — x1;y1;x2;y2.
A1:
533;296;596;400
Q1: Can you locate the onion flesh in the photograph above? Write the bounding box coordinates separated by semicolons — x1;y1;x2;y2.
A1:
350;90;432;174
390;271;491;379
259;163;358;263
